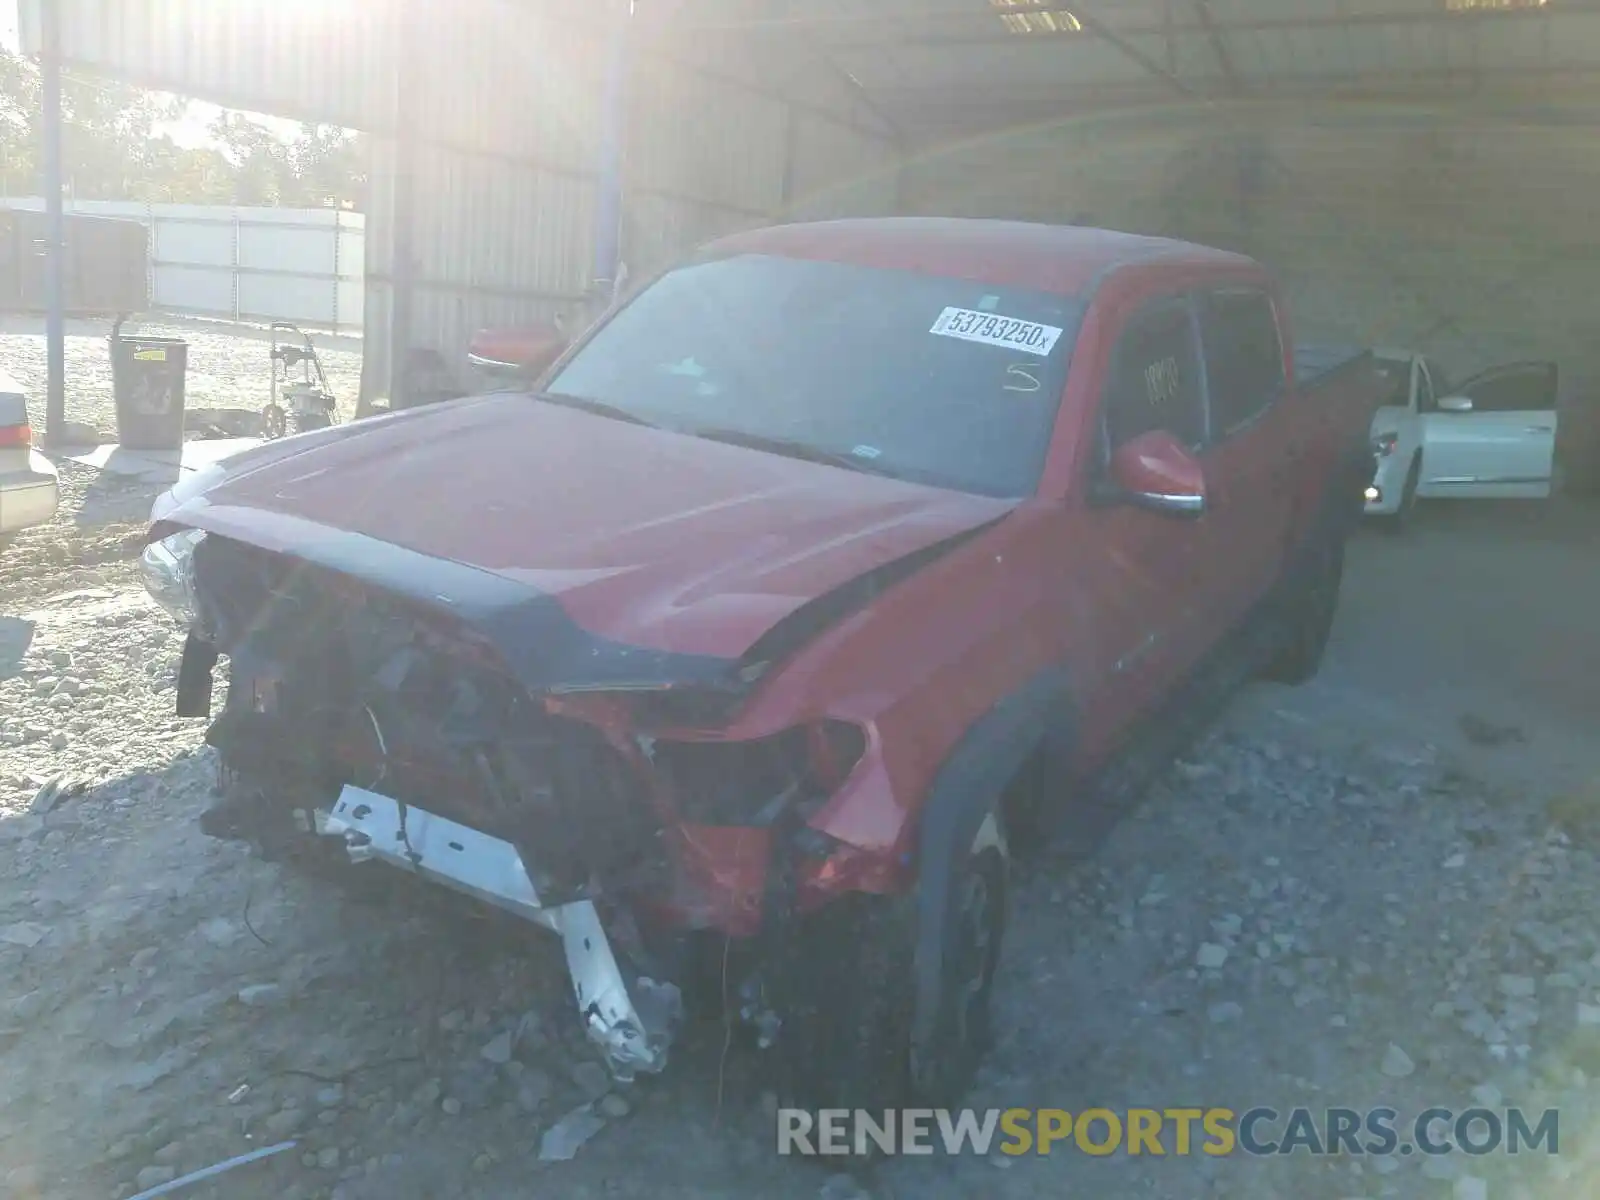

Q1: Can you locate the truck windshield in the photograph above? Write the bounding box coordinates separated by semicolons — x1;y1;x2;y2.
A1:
544;253;1085;498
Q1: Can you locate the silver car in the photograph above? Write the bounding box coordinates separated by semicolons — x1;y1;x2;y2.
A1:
0;369;59;553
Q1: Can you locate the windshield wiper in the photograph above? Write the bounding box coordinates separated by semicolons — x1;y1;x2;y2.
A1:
530;391;658;428
681;426;886;475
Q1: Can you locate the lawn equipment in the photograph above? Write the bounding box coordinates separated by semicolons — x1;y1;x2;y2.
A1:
264;323;339;438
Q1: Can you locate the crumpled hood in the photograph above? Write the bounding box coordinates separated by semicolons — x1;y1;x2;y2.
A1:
156;394;1017;659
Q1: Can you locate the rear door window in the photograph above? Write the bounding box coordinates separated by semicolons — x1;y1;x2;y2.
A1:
1459;365;1558;414
1198;289;1285;437
1101;300;1206;454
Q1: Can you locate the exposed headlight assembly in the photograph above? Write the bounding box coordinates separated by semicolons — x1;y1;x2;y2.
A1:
651;720;868;826
140;528;207;625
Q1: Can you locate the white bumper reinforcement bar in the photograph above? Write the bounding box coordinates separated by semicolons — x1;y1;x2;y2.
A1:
316;785;681;1080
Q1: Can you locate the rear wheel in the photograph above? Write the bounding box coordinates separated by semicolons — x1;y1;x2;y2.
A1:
1262;533;1344;685
778;817;1009;1124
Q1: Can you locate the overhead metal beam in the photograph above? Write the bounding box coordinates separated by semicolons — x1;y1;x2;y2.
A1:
1164;0;1178;77
1066;2;1199;98
772;3;1595;52
1193;0;1243;96
867;61;1600;135
674;4;1090;34
800;41;910;145
594;0;633;297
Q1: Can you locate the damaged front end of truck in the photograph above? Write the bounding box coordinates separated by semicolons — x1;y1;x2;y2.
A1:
142;522;887;1083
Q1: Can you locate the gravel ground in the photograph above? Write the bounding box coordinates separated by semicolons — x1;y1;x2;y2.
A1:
0;316;365;439
4;327;1599;1200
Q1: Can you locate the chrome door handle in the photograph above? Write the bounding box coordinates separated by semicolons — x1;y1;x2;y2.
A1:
1525;425;1553;434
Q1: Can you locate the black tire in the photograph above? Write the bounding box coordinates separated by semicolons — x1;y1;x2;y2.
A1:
1379;457;1420;533
1262;532;1345;685
912;833;1009;1106
999;732;1073;853
778;820;1009;1124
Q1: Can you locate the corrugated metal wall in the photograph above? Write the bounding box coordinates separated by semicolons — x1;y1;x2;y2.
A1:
787;114;901;220
19;0;397;129
25;0;902;403
901;98;1600;378
2;198;364;328
621;54;787;278
358;1;608;400
360;2;904;401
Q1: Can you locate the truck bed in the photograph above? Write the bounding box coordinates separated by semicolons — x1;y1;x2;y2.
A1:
1295;344;1374;391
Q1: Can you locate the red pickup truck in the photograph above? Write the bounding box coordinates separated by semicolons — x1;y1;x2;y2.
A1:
140;219;1379;1113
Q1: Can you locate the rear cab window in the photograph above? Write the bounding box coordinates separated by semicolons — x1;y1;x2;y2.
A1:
1198;289;1285;437
1456;367;1557;413
1098;299;1207;465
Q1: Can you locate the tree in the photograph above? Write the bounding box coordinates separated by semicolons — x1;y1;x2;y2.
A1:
0;47;366;207
208;113;367;208
209;110;290;205
289;123;367;210
0;49;40;194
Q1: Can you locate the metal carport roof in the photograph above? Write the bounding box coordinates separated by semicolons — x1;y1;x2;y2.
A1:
18;0;1600;435
30;1;1599;142
656;0;1600;138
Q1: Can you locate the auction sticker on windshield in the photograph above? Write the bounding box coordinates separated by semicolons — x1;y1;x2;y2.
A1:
930;308;1064;356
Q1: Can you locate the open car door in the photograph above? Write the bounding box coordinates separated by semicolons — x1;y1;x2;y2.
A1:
1418;361;1559;498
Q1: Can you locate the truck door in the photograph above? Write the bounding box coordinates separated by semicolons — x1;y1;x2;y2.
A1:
1078;297;1214;754
1419;362;1560;498
1194;287;1295;618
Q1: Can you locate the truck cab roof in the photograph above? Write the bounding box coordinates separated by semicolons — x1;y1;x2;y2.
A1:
702;217;1260;296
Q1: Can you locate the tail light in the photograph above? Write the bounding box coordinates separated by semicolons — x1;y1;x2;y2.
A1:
1371;432;1398;458
0;423;31;448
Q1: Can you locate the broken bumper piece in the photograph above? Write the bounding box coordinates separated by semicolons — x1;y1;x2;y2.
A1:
316;785;682;1081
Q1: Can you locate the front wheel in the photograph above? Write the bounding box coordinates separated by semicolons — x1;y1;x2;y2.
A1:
1261;533;1344;685
777;818;1010;1122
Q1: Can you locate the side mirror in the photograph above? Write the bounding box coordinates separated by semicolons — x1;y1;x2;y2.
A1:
1106;429;1207;517
1438;395;1474;413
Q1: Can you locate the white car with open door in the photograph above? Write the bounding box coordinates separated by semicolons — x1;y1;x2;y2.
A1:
1365;350;1559;527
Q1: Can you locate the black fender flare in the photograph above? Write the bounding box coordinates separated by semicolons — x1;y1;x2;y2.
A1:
911;664;1075;1055
1283;440;1369;584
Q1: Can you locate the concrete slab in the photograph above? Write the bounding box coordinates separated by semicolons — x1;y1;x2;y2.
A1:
59;438;260;484
1237;496;1600;802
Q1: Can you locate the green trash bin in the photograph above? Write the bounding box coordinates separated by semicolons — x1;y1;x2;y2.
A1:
110;320;188;450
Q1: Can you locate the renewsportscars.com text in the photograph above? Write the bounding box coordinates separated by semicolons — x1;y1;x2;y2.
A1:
776;1107;1560;1158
